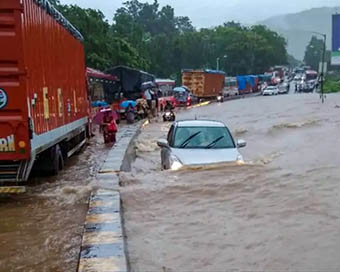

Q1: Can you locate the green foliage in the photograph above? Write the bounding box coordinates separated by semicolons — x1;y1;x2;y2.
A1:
54;2;149;71
324;74;340;93
52;0;288;76
304;36;324;71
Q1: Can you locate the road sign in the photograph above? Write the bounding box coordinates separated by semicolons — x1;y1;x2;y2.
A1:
332;14;340;65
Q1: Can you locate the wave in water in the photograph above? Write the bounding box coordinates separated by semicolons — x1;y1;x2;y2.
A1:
271;119;320;131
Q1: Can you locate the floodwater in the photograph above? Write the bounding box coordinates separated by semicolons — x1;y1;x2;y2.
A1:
0;134;110;272
121;93;340;271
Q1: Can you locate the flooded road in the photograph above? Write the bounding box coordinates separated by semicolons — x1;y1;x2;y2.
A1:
0;135;110;272
121;93;340;271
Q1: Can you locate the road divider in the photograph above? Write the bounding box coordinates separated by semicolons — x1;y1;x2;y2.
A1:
78;124;141;272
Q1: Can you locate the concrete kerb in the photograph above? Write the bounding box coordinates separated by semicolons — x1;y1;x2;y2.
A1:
77;122;144;272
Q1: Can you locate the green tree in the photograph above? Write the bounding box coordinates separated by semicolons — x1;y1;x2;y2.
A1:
51;0;288;78
304;36;324;71
54;4;148;70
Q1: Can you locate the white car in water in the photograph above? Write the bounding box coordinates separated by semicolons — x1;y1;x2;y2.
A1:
263;86;279;96
157;120;246;170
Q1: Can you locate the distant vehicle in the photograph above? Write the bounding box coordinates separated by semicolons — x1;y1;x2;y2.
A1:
294;75;302;81
279;83;289;94
163;111;176;122
273;66;285;80
182;69;225;99
303;80;316;93
174;90;198;107
263;86;279;96
223;77;239;97
157;120;246;170
155;79;177;111
305;70;318;81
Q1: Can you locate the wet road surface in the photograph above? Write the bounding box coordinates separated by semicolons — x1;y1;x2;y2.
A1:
121;93;340;271
0;135;110;272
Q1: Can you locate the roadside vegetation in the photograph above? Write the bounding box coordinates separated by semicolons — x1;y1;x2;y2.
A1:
51;0;288;80
324;74;340;93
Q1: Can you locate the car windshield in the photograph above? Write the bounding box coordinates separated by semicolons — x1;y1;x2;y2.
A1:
173;126;235;149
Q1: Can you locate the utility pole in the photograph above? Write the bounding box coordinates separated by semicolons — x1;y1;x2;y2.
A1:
321;34;326;104
312;32;326;103
216;57;220;71
216;55;227;71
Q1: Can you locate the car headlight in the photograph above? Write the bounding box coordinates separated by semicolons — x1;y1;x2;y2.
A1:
170;155;183;171
236;154;244;165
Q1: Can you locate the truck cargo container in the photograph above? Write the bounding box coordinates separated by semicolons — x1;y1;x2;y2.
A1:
0;0;89;192
237;76;253;94
182;69;225;98
106;65;155;100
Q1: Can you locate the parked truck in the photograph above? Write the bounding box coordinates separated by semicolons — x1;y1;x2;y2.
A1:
0;0;89;193
182;69;225;98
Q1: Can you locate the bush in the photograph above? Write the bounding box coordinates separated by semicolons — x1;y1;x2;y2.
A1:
324;75;340;93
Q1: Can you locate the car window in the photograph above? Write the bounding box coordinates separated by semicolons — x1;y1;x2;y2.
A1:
173;126;235;149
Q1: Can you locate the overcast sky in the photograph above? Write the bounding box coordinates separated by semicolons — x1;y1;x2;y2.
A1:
60;0;340;27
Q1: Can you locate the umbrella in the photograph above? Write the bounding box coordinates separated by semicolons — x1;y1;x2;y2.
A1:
91;101;108;107
141;81;155;90
93;108;118;125
173;86;189;92
121;100;137;108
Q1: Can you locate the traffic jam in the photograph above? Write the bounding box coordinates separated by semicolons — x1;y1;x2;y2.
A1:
0;0;329;271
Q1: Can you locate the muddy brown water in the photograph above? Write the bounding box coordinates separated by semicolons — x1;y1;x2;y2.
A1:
0;134;110;272
121;93;340;271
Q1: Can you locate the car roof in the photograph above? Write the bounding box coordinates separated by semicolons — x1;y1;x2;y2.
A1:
176;120;226;127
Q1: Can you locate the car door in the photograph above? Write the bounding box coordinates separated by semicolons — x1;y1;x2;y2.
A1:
161;124;174;169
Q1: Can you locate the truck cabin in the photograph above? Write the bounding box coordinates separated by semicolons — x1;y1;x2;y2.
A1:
305;70;318;81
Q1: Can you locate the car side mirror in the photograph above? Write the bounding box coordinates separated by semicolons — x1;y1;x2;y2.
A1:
157;139;169;148
237;139;247;148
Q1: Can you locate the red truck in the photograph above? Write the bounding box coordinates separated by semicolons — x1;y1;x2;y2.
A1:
0;0;89;193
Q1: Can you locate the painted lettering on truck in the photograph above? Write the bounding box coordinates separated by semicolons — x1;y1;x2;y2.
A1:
0;135;15;152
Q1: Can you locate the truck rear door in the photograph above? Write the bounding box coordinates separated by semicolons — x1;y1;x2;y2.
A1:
0;0;30;164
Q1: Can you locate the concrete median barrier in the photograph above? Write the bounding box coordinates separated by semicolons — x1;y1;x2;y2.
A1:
77;123;142;272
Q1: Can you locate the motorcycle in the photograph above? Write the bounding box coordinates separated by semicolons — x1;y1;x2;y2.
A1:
163;110;176;122
217;95;224;103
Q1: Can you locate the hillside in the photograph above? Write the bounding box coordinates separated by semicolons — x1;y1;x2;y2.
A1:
258;7;339;60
